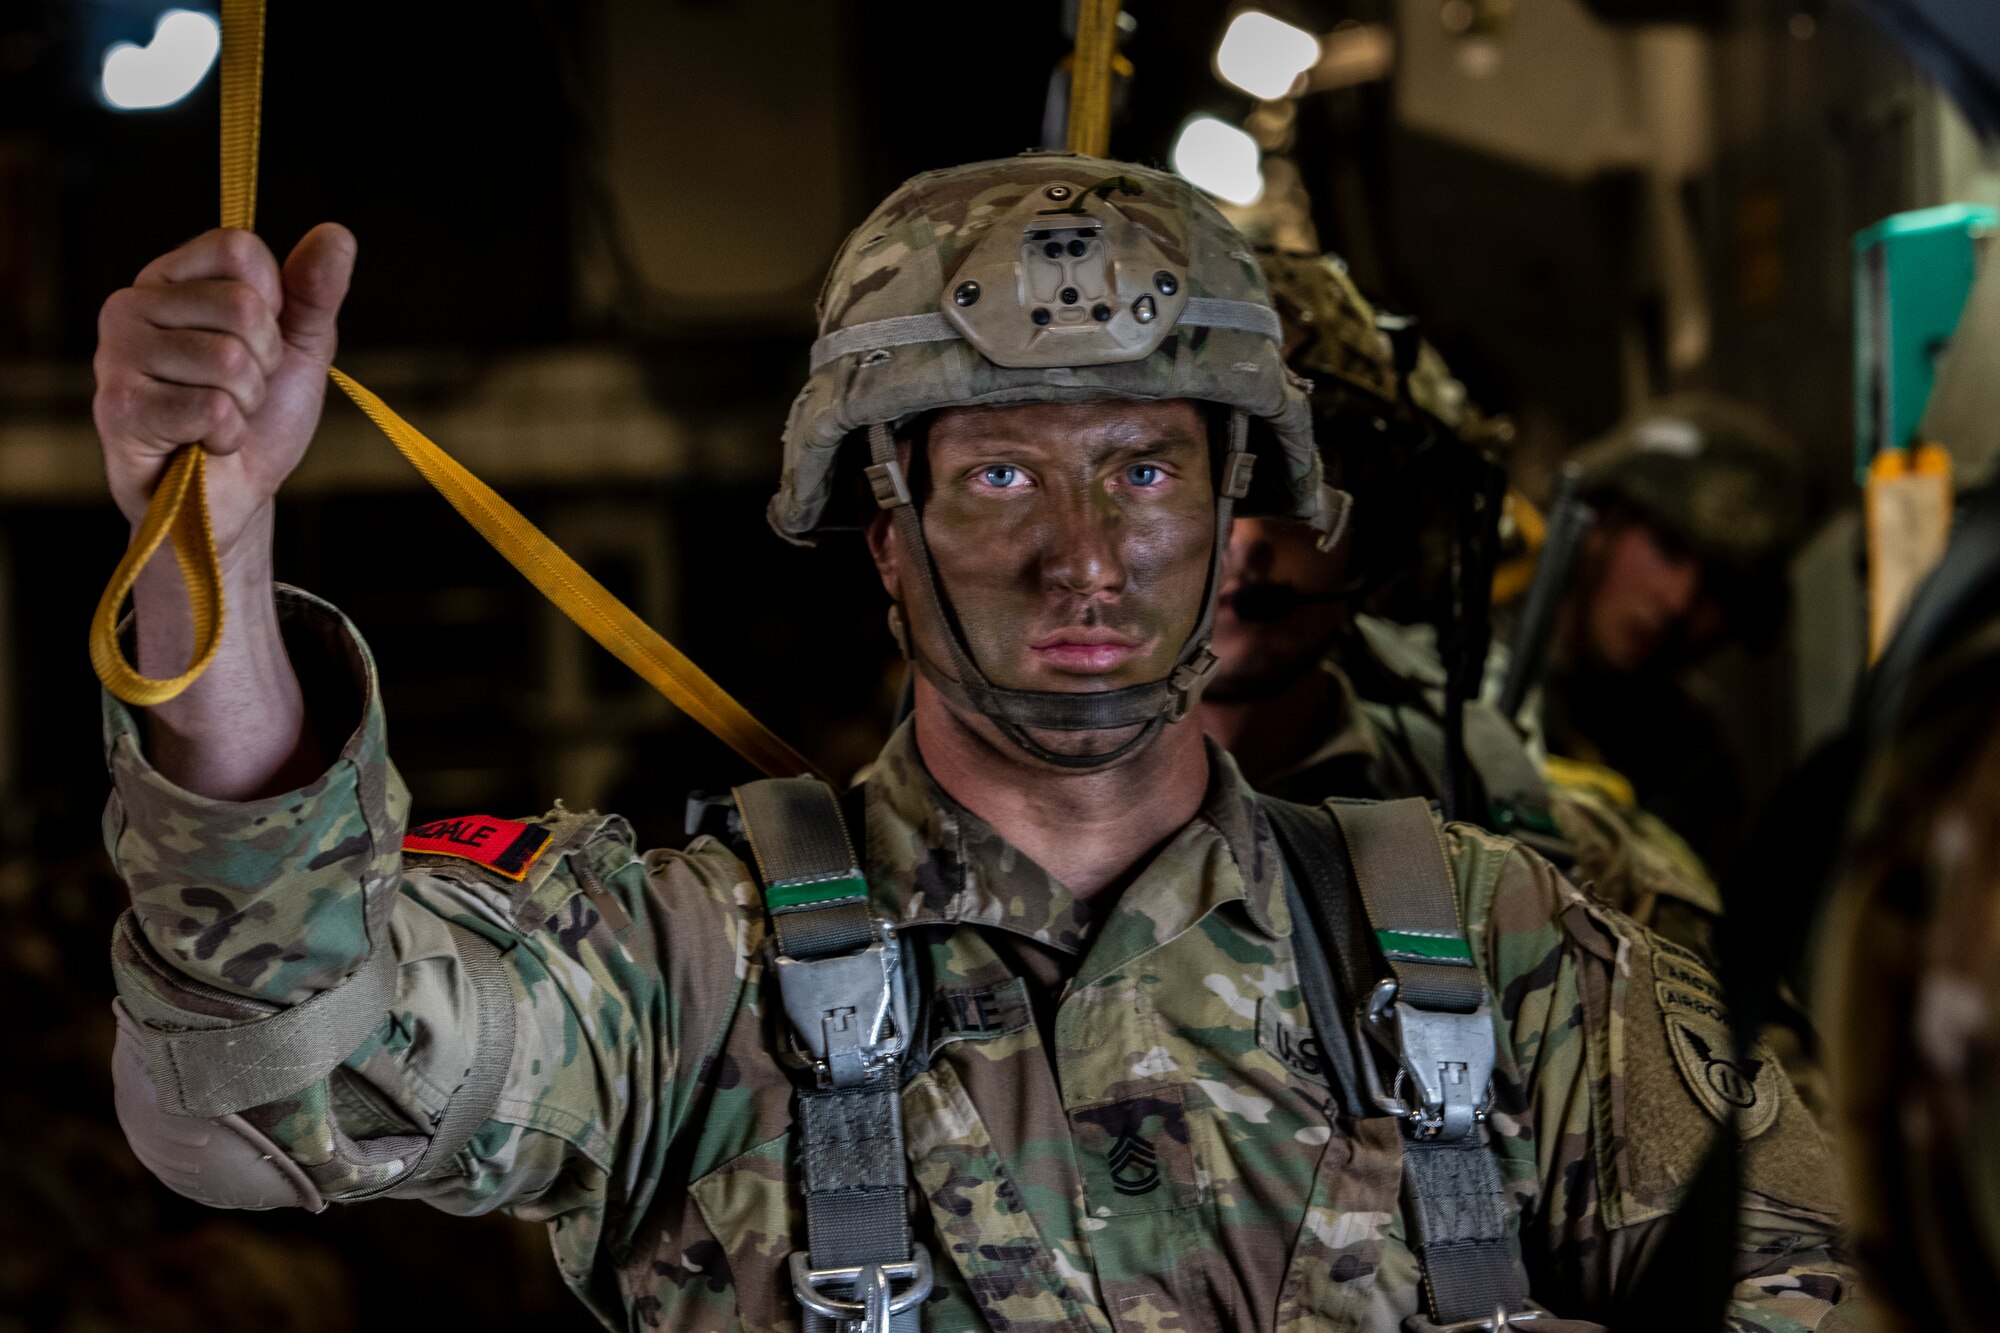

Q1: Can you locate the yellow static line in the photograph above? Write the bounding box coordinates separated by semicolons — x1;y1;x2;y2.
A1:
89;0;820;780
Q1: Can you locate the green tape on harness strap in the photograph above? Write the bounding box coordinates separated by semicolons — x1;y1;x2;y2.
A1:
766;874;869;911
1376;928;1473;964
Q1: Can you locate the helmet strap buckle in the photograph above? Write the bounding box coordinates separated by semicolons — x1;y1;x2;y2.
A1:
1166;649;1220;722
1314;485;1355;553
1221;450;1257;500
866;459;913;509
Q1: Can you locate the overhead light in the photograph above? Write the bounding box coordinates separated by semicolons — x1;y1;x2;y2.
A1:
1171;116;1264;206
101;9;221;111
1215;10;1321;101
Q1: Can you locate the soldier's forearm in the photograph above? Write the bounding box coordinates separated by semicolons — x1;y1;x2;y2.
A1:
132;503;325;799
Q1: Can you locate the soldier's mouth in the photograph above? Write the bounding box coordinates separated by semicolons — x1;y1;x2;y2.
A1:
1030;627;1148;674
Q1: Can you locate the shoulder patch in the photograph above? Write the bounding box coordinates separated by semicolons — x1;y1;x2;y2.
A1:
1652;941;1781;1138
403;815;553;882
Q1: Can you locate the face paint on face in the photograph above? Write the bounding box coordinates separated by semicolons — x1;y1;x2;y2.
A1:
876;398;1217;756
1206;517;1350;702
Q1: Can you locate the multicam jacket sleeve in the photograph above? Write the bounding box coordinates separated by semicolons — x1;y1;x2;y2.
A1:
1447;822;1862;1330
101;588;755;1326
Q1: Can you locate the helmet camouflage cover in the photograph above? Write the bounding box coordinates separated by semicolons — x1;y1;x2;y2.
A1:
1260;249;1400;405
772;153;1329;543
1257;248;1511;610
1257;248;1505;449
1571;394;1806;572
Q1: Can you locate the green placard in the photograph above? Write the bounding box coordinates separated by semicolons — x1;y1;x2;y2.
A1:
1376;928;1473;964
765;874;868;911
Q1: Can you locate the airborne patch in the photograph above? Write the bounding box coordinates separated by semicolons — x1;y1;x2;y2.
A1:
1652;942;1780;1139
403;815;552;882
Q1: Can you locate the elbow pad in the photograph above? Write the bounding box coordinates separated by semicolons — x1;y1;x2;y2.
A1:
111;1002;324;1212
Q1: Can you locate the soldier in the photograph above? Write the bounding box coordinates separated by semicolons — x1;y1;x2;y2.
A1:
1201;250;1727;956
1541;398;1807;870
93;156;1856;1331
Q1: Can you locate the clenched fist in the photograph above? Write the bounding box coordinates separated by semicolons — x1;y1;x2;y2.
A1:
93;224;356;557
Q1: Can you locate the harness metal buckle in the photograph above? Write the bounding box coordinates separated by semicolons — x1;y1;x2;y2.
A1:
1355;977;1495;1141
774;920;909;1090
788;1246;934;1333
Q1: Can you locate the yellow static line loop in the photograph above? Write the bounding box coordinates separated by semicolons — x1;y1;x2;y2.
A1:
88;0;821;781
88;0;262;709
89;448;226;709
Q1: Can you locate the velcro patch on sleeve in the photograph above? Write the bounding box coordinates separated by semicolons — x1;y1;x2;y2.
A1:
1652;941;1781;1139
403;815;553;882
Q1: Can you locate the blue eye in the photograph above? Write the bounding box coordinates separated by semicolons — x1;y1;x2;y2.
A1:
980;464;1023;488
1126;463;1165;487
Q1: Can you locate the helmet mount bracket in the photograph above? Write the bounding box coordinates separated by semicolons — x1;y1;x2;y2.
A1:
939;181;1190;369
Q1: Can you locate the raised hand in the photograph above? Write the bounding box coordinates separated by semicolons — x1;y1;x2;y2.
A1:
93;223;356;558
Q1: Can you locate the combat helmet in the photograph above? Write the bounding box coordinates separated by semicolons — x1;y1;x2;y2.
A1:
1572;395;1805;570
1259;249;1505;445
776;153;1344;767
1571;394;1805;639
1257;248;1507;607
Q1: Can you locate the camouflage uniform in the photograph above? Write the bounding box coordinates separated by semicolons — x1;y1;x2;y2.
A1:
1242;619;1856;1130
1242;250;1836;1137
1543;398;1809;871
103;155;1860;1331
1256;614;1726;960
1248;252;1727;958
102;590;1857;1331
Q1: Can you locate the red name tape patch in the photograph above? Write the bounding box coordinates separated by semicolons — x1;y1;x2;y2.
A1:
403;815;552;881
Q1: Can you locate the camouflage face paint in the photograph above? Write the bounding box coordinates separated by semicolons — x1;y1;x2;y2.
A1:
911;398;1216;711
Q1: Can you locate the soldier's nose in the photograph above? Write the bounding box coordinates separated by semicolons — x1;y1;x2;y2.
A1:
1042;501;1128;597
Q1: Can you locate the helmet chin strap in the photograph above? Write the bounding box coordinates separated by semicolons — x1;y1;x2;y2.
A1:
866;414;1254;772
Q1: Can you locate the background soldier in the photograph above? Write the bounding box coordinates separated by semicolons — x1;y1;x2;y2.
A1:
1541;399;1807;871
1202;249;1729;958
94;157;1855;1331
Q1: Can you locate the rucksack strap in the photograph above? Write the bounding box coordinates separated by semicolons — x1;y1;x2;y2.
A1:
1264;794;1537;1329
734;776;931;1333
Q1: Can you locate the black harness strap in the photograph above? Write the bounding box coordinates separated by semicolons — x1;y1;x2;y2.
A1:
1262;796;1371;1119
735;776;930;1333
1262;794;1538;1329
